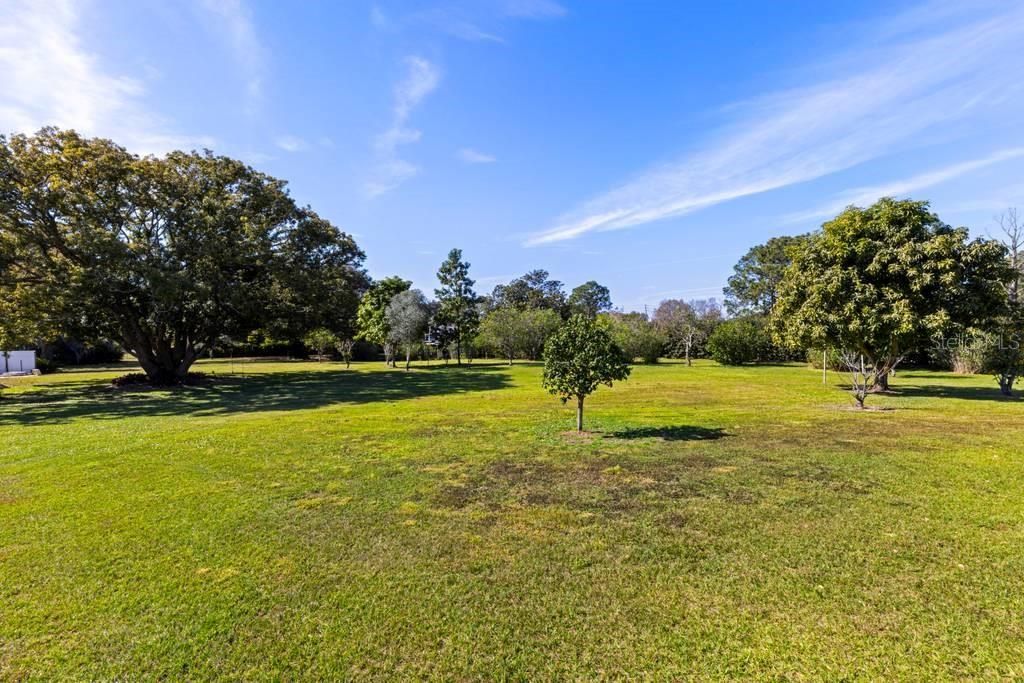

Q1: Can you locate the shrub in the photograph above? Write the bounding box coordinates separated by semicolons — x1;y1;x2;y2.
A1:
707;316;771;365
602;312;666;364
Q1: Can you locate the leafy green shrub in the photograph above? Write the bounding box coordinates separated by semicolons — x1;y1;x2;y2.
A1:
602;312;666;364
707;316;771;365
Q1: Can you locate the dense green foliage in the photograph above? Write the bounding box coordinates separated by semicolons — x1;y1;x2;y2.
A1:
603;312;666;364
488;269;567;316
724;235;808;316
0;128;366;384
773;198;1010;386
707;315;772;365
477;306;561;364
568;280;612;318
542;315;631;430
355;276;411;365
303;328;338;362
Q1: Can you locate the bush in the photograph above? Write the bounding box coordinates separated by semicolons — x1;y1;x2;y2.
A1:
34;357;59;374
602;312;666;364
707;316;771;365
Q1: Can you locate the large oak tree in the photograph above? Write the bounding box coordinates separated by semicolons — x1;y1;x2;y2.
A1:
0;128;366;384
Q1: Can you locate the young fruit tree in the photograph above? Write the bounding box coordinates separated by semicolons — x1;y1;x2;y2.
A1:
982;208;1024;396
542;315;631;432
304;328;338;362
335;338;355;368
772;197;1010;403
385;289;430;371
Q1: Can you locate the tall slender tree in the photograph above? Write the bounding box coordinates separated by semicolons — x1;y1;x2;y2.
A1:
434;249;479;365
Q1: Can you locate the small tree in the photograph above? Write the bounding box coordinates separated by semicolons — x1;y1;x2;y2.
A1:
542;315;631;431
335;338;355;369
304;328;338;362
839;351;883;409
386;289;430;371
478;307;524;365
983;209;1024;395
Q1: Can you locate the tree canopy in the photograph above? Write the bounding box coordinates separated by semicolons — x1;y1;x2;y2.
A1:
542;315;631;431
568;281;612;318
489;269;567;315
386;289;430;371
356;276;411;366
0;128;367;384
724;235;808;316
772;198;1010;387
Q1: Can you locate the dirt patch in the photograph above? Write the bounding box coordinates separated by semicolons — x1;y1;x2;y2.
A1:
433;456;722;516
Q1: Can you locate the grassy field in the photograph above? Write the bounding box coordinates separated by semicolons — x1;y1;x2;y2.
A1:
2;358;1023;679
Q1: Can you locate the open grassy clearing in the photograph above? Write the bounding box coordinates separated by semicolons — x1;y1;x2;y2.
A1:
2;359;1023;679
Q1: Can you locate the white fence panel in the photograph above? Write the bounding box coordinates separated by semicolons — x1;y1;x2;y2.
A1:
2;350;36;373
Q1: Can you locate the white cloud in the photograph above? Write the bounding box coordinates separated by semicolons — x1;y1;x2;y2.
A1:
0;0;212;154
458;148;496;164
525;2;1024;246
784;147;1024;224
366;56;441;197
196;0;264;113
274;135;308;152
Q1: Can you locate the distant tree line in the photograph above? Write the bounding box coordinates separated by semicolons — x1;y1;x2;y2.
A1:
3;130;1022;403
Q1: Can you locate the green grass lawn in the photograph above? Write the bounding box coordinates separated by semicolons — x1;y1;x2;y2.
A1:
2;359;1023;679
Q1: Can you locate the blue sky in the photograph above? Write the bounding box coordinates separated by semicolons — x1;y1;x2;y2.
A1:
2;1;1023;312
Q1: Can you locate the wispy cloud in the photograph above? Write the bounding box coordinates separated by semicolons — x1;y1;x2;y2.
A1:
784;147;1024;224
0;0;212;154
196;0;264;113
525;2;1024;246
458;147;496;164
502;0;567;19
275;135;308;152
375;1;565;45
366;56;441;197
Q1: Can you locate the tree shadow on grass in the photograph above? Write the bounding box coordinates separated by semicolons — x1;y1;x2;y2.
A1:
0;366;513;426
884;383;1022;402
606;426;728;441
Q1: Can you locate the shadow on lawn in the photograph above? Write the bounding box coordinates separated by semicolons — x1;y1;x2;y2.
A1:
607;426;728;441
0;366;513;426
889;384;1021;402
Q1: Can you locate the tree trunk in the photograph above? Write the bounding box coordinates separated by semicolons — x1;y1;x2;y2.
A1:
999;373;1015;396
685;343;691;367
576;396;584;432
873;371;890;392
456;339;462;366
405;346;411;371
131;341;198;386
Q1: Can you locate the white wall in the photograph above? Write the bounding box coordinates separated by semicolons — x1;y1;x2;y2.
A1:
2;350;36;373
